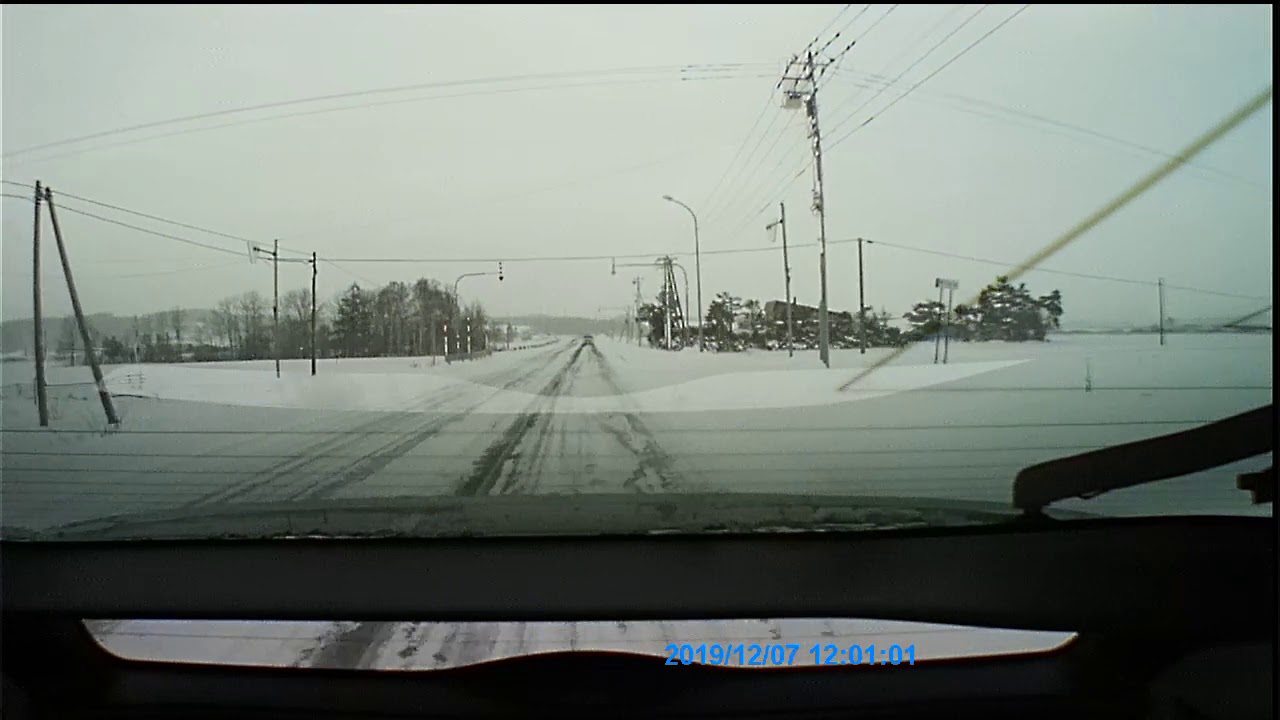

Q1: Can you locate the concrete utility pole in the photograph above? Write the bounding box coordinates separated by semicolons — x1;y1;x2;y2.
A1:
667;260;691;347
1158;277;1166;346
856;238;872;355
662;195;702;351
767;202;794;358
310;252;318;376
781;49;835;368
44;187;119;425
936;278;958;364
632;276;644;346
272;239;279;377
31;180;49;427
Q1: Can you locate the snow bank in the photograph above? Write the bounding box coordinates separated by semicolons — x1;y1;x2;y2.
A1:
98;358;1028;415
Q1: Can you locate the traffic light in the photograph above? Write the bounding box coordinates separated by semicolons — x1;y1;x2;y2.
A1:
498;262;504;282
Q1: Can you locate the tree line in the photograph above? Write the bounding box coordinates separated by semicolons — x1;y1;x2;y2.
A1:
67;275;507;365
636;275;1063;351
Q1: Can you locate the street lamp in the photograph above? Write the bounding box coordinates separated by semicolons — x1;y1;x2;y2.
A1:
451;264;503;359
663;194;703;352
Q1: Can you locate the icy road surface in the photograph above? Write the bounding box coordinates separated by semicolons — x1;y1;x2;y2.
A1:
2;333;1271;532
3;332;1271;670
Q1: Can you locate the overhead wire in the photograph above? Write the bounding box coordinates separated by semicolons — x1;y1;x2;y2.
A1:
823;4;966;128
731;5;1026;221
708;4;903;237
837;84;1274;391
827;67;1270;193
700;6;882;228
695;89;780;214
4;62;775;159
11;69;773;168
9;181;1263;303
824;4;990;142
858;239;1272;301
827;5;1031;153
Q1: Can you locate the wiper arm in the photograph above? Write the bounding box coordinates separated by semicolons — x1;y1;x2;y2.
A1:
1013;404;1273;516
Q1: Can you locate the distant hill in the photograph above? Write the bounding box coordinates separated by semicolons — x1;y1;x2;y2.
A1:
1;310;215;355
494;314;623;337
2;311;622;354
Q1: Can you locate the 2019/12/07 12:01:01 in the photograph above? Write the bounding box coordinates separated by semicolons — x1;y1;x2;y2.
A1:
664;643;917;667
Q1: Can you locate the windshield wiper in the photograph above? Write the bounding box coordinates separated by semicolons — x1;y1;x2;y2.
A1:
1013;404;1274;517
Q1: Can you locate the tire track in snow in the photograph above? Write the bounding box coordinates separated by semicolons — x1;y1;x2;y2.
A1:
287;343;581;670
456;341;589;496
189;342;576;505
587;343;683;493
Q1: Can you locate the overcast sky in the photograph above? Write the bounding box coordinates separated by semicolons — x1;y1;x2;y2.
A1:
2;4;1273;328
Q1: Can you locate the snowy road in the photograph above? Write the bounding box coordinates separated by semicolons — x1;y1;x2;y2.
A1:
2;333;1272;531
2;332;1271;670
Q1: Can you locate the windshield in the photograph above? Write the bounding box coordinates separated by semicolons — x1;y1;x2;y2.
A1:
1;4;1273;543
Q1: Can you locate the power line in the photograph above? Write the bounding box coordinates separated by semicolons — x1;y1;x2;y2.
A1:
709;3;919;233
809;4;859;51
703;115;807;229
696;89;780;213
822;4;966;132
843;70;1269;193
828;5;1031;153
7;181;253;244
824;4;990;142
700;8;879;224
860;239;1272;301
15;191;1263;303
48;204;247;258
700;104;790;223
4;62;773;159
839;84;1274;392
819;3;900;83
6;180;316;258
12;72;771;168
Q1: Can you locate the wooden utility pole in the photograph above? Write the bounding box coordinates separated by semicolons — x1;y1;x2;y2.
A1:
44;187;119;425
431;314;439;366
934;284;945;364
1158;277;1166;346
857;238;868;355
31;180;49;426
310;251;318;376
272;239;280;378
767;203;794;357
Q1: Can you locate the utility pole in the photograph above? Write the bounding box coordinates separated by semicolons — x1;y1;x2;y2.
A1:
44;187;119;425
31;180;49;427
662;195;702;351
250;242;310;376
310;251;318;376
663;258;673;350
272;239;279;378
857;238;871;355
632;276;643;346
934;282;945;364
782;49;835;368
1157;274;1167;345
767;202;794;357
432;315;439;365
936;278;958;364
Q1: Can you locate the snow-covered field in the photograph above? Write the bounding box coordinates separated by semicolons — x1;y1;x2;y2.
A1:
2;332;1271;531
3;332;1270;670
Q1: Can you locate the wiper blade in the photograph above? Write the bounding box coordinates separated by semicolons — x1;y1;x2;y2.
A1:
1013;404;1274;515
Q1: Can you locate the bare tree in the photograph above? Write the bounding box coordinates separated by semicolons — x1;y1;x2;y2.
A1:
169;307;186;346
